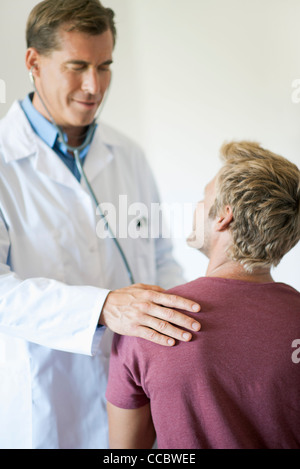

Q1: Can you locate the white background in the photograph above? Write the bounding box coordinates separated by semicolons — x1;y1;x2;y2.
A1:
1;0;299;290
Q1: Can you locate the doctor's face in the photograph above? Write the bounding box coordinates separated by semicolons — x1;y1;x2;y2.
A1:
27;28;113;130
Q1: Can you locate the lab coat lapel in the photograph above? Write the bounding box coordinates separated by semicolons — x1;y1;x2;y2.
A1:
33;139;81;192
83;125;114;184
33;122;115;191
0;101;37;162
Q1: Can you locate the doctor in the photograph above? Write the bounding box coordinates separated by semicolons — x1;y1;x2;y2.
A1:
0;0;201;449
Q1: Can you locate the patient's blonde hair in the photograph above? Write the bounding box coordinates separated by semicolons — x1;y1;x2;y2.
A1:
210;141;300;272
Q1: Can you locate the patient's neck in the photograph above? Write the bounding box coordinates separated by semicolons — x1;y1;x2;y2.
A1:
206;258;274;284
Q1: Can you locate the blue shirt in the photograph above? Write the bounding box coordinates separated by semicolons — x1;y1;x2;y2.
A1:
20;93;95;182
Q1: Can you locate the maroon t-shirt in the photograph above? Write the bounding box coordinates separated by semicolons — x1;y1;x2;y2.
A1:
106;278;300;449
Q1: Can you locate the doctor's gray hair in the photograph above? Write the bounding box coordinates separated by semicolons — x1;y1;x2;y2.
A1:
209;141;300;272
26;0;116;56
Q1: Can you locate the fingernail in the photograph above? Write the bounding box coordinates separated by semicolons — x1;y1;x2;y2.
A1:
192;304;200;312
192;322;200;331
168;338;175;346
183;332;191;341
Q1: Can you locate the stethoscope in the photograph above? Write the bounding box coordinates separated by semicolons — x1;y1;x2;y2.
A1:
29;67;135;285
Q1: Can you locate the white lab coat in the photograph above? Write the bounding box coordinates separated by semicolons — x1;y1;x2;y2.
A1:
0;101;184;449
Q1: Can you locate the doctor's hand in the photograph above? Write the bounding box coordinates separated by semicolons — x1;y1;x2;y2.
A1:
99;284;201;346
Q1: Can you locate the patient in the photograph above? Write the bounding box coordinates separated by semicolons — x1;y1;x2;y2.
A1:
106;141;300;449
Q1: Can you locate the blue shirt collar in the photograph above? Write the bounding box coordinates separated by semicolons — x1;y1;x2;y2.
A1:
21;93;58;149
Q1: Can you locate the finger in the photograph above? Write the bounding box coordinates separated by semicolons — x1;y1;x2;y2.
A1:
145;290;201;314
139;301;201;333
141;313;195;343
137;326;177;347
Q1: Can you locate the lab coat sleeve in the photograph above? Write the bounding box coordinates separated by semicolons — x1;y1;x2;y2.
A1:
0;213;109;356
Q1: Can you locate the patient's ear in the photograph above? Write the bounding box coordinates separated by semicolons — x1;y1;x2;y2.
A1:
215;205;233;232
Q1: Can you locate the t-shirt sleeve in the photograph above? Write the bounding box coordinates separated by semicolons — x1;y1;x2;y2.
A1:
106;333;150;409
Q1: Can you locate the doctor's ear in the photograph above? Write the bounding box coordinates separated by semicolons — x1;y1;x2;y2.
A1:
25;48;41;77
215;205;233;232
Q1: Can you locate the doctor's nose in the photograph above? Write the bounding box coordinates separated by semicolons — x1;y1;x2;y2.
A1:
81;68;101;95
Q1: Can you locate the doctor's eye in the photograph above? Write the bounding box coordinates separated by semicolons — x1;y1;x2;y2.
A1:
98;65;110;71
65;62;89;72
72;65;88;72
